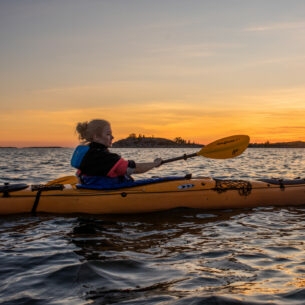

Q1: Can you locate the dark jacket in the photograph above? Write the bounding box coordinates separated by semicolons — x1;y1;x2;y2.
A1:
79;142;121;176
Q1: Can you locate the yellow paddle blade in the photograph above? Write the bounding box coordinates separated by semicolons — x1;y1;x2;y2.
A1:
198;135;250;159
46;175;78;186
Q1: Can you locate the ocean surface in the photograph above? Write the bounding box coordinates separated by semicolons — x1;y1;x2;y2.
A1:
1;147;305;305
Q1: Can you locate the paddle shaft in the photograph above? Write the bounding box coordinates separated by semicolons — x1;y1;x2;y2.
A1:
161;152;198;164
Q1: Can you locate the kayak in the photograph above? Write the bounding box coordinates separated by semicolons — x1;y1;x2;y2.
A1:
1;176;305;215
0;134;253;215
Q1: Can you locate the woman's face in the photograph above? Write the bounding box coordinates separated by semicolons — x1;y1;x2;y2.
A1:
94;124;114;147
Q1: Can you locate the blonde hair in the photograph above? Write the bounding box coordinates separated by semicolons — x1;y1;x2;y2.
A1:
76;119;110;143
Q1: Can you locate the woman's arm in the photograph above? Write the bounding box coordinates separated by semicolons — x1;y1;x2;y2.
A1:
134;158;162;174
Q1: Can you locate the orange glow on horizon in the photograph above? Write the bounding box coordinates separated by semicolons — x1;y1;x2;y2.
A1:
1;101;305;147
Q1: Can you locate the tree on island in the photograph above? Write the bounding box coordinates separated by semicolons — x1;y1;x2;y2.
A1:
128;133;149;139
127;134;198;145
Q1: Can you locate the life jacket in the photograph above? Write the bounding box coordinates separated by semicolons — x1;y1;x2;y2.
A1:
71;145;131;188
71;145;89;169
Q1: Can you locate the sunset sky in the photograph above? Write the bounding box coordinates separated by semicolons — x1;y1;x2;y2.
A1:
1;0;305;147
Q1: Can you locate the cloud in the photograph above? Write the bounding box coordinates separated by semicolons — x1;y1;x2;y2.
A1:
245;21;305;32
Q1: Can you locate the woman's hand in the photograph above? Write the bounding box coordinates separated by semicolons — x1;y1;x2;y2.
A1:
153;158;163;167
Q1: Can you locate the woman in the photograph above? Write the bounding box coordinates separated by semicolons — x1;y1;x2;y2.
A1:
72;119;162;187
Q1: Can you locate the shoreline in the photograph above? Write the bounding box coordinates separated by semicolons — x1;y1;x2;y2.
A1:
1;139;305;149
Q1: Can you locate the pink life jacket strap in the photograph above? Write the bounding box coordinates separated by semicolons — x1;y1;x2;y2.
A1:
107;158;129;177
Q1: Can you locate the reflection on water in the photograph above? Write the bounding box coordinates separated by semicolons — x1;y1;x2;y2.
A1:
75;208;305;305
0;148;305;304
2;208;305;304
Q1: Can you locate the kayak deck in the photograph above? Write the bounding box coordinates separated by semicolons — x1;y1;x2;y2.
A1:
1;177;305;215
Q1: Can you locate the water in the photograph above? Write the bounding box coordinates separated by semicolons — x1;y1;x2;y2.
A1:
1;147;305;304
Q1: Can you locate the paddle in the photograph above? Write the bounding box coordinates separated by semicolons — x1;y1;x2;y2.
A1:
46;134;250;185
161;134;250;164
46;175;78;186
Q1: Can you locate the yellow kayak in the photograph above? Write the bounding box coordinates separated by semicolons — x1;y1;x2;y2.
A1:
1;176;305;215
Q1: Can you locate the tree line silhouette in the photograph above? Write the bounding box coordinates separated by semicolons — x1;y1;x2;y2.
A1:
128;134;199;145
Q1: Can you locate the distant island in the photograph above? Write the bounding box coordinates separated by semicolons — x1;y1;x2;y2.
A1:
249;141;305;148
112;134;202;148
113;135;305;148
0;146;63;149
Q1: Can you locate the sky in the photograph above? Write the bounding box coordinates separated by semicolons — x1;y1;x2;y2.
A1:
1;0;305;147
